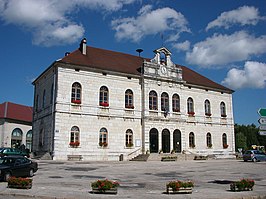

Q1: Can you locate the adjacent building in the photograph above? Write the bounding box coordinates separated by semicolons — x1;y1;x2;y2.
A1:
0;102;33;151
32;38;234;161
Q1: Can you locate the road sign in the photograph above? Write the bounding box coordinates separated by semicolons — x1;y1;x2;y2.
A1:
258;108;266;117
259;131;266;136
258;117;266;125
259;125;266;131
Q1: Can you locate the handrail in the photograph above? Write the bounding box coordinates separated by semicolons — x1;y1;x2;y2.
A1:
127;147;141;157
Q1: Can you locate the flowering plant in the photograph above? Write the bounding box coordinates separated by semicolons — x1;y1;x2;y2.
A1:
126;143;133;147
99;142;108;147
223;144;229;149
167;180;194;191
69;141;80;147
71;99;81;104
125;105;134;109
188;111;195;116
91;179;119;192
230;179;255;191
8;177;32;188
100;102;109;107
205;113;212;117
173;108;180;112
221;114;227;117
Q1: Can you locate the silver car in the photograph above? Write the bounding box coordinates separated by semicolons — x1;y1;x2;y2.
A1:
243;150;266;162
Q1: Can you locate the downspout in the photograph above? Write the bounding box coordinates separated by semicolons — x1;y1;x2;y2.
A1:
51;66;57;159
141;61;145;154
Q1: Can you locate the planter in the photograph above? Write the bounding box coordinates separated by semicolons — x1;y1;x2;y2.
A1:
230;179;255;192
7;177;32;189
166;187;192;194
91;187;118;194
161;156;177;161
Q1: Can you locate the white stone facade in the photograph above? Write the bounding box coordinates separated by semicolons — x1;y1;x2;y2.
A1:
32;45;234;161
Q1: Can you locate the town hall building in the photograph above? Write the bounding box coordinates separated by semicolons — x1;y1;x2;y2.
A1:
32;38;234;161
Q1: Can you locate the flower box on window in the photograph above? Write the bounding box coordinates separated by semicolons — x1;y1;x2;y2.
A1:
205;113;212;117
207;144;212;148
71;99;81;104
125;105;134;109
190;144;195;148
223;144;229;149
173;108;180;112
126;143;133;148
188;111;195;116
100;102;109;107
221;114;227;117
69;141;80;147
99;142;108;147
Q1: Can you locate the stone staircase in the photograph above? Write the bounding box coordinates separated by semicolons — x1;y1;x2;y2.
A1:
130;154;150;161
148;153;195;161
32;151;52;160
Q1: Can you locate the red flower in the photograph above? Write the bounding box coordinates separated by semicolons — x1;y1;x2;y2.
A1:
71;99;81;104
100;102;109;107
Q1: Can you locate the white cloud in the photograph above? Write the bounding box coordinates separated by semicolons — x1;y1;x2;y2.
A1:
111;5;190;42
206;6;264;31
222;61;266;89
186;31;266;67
172;40;190;51
0;0;137;46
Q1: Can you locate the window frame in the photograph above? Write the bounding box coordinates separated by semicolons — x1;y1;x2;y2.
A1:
125;89;134;109
204;99;211;116
99;86;109;107
99;128;108;147
220;102;227;117
172;94;180;112
71;82;82;104
206;132;212;148
125;129;133;147
161;92;169;111
189;132;195;148
149;90;158;110
187;97;194;115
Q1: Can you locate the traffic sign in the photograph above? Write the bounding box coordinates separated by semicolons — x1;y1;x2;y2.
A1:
258;117;266;125
259;131;266;136
258;108;266;117
259;125;266;131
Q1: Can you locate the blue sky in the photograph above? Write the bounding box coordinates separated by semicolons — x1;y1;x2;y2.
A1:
0;0;265;125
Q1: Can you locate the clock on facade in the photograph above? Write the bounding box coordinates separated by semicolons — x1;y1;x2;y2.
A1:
161;66;167;74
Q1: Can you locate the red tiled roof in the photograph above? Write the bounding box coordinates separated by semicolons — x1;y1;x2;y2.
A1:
0;102;33;123
60;46;233;93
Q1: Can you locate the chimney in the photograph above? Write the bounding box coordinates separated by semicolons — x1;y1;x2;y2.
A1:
79;38;87;55
65;52;70;56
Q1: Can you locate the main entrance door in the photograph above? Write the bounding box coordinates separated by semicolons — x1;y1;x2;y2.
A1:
173;129;182;153
162;129;170;153
149;128;158;153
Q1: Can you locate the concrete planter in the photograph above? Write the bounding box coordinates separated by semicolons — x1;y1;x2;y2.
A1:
91;187;118;194
166;187;193;194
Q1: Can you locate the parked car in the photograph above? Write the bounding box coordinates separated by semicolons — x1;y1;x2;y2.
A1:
0;147;29;158
0;156;38;181
243;150;266;162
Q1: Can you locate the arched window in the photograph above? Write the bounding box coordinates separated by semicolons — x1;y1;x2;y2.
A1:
220;102;226;117
206;133;212;148
71;82;82;104
189;132;195;148
125;129;133;147
125;89;134;109
42;89;46;108
161;92;169;111
99;86;109;107
187;97;194;115
26;130;32;152
149;90;157;110
11;128;23;148
222;133;228;148
205;99;211;116
99;128;108;147
69;126;80;147
172;94;180;112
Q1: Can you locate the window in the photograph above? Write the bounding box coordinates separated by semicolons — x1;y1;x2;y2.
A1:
39;128;44;147
189;132;195;148
187;97;194;115
125;89;134;109
99;86;109;107
220;102;226;117
42;89;46;108
161;92;169;111
70;126;80;147
205;99;211;116
222;133;228;148
11;128;23;148
99;128;108;147
172;94;180;112
71;82;82;104
125;129;133;147
149;90;158;110
206;133;212;148
26;130;32;152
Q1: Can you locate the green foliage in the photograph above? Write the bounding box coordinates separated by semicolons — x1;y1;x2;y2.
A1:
8;177;32;187
91;179;119;192
166;180;194;191
234;124;265;151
